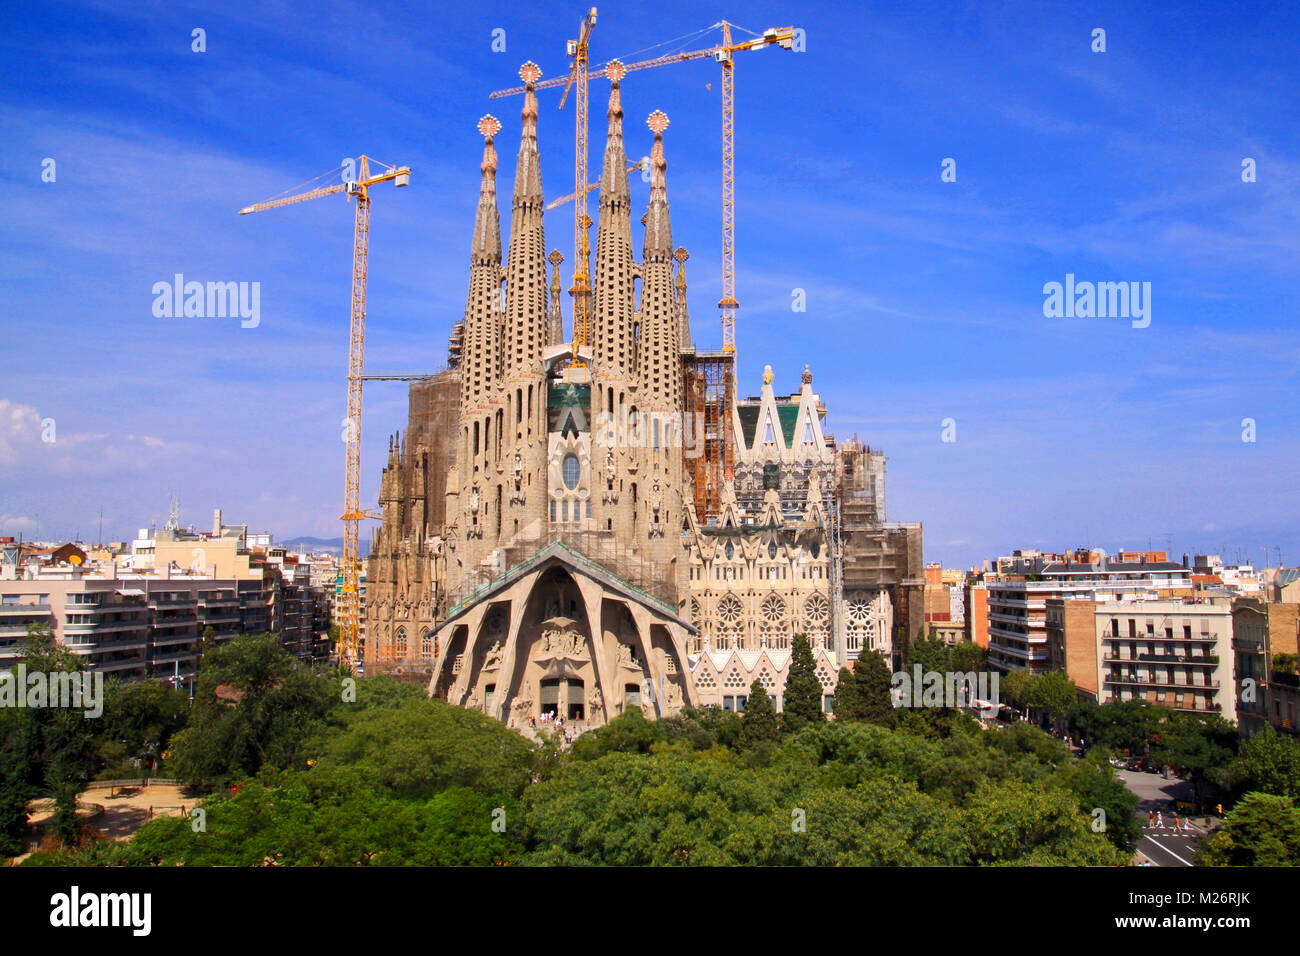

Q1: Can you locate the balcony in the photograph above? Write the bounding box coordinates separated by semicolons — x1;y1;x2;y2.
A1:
148;649;199;666
988;624;1048;644
198;612;241;626
1104;673;1219;690
1106;631;1218;644
63;620;148;637
989;611;1037;627
98;659;148;675
150;630;199;647
0;622;49;638
987;641;1049;662
991;597;1047;610
0;603;50;615
1102;653;1218;666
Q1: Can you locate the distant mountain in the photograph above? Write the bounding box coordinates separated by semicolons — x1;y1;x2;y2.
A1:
279;536;370;557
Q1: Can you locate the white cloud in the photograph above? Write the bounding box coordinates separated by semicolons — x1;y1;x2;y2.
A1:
0;515;38;534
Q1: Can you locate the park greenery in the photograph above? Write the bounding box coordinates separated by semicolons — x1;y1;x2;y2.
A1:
7;627;1300;865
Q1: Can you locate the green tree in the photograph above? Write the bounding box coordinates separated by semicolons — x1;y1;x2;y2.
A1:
852;651;897;728
169;633;336;787
119;768;523;866
1000;669;1033;713
1052;751;1141;850
17;626;98;843
1215;729;1300;799
0;708;37;856
781;634;824;734
832;667;859;720
1029;671;1078;728
949;639;987;674
1068;698;1169;755
1149;712;1237;801
906;631;950;673
569;708;660;759
521;749;796;865
678;705;742;750
961;780;1125;865
1201;792;1300;866
321;697;535;799
739;680;780;749
94;678;188;777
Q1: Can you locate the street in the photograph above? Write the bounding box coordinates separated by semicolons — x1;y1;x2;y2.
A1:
1116;767;1214;867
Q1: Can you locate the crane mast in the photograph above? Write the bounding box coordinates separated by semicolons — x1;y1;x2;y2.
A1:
564;7;598;363
718;21;738;353
240;155;411;673
340;156;370;675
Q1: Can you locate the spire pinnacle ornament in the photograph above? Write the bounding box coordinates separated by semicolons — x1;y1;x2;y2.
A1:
519;61;542;85
477;114;502;139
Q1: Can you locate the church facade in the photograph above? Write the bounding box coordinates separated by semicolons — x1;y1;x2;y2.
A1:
363;62;924;732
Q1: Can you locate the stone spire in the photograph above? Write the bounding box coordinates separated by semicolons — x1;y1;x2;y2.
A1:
643;111;672;261
462;114;503;409
503;62;548;377
674;247;691;349
547;249;565;345
592;61;636;373
470;116;501;267
637;111;681;406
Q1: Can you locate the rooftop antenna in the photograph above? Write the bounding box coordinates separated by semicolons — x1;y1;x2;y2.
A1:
98;507;103;548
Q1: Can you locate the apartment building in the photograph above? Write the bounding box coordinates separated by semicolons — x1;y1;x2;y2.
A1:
1048;598;1235;721
125;510;330;662
0;577;150;678
1232;598;1300;738
982;549;1191;674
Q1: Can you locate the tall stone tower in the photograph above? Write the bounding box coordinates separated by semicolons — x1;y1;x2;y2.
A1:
417;62;699;728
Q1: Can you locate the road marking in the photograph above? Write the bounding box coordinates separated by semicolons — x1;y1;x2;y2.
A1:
1143;836;1194;867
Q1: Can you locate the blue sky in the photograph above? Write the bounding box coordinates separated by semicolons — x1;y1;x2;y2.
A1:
2;0;1297;570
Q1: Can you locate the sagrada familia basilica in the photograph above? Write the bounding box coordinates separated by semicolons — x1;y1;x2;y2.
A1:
363;61;923;730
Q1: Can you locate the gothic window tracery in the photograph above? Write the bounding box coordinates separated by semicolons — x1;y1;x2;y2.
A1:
803;593;829;648
716;594;743;650
759;594;786;648
845;593;878;652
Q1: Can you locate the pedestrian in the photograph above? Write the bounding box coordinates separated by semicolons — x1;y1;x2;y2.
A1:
1156;811;1164;829
1148;809;1155;828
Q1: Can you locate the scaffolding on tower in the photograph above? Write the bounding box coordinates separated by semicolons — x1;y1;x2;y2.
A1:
683;350;735;524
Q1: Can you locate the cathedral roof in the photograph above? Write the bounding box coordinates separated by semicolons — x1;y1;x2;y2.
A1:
444;540;697;632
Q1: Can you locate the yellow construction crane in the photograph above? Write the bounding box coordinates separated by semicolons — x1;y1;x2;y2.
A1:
563;7;598;363
491;20;796;354
545;159;646;210
239;156;411;673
